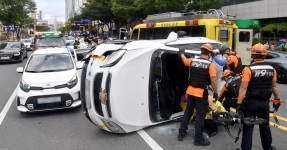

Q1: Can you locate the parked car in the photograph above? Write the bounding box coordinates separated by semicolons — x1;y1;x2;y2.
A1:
80;32;222;133
264;50;287;83
20;39;33;51
0;42;27;62
16;48;82;112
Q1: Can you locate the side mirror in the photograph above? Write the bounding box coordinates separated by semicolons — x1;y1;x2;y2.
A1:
76;62;83;70
162;32;178;45
31;44;34;47
16;67;24;73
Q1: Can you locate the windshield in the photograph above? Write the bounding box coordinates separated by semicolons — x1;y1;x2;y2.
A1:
0;43;20;49
66;41;73;46
168;43;221;51
22;40;31;43
26;53;74;72
37;38;65;47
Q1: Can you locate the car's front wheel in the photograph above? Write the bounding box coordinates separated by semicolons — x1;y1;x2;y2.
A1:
276;68;287;83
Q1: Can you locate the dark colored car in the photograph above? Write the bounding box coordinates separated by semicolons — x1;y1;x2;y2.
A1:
0;42;27;62
264;50;287;83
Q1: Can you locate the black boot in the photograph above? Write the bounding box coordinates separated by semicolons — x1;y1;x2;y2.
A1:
178;132;186;141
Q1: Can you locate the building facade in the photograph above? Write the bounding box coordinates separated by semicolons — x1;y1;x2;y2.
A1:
65;0;75;22
219;0;287;41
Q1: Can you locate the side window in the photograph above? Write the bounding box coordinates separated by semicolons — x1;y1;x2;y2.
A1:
153;28;162;39
139;28;147;40
266;52;280;59
239;31;250;42
219;30;229;42
131;29;139;40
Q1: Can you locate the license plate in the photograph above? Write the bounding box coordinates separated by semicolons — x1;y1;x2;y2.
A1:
37;96;61;104
0;57;10;60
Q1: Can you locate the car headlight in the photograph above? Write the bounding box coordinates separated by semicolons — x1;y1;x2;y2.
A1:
67;75;78;89
20;79;30;92
101;50;126;67
14;52;21;56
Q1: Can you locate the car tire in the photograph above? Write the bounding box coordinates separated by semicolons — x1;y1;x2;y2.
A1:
276;68;287;83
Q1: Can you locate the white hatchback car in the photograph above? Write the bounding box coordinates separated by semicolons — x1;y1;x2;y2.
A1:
16;48;82;112
81;32;223;133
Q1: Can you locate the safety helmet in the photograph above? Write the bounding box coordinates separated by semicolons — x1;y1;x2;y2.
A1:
220;43;231;54
251;43;267;57
200;43;213;52
221;69;234;80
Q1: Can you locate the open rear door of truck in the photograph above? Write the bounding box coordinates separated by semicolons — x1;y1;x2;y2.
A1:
234;29;253;66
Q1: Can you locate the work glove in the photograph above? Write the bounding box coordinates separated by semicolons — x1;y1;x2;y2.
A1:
179;48;185;56
236;104;243;118
273;98;281;111
213;93;218;102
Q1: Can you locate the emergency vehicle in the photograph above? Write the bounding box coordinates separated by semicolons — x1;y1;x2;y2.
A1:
131;9;253;65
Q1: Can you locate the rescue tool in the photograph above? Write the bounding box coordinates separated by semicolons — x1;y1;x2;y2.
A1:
212;111;267;143
270;99;285;127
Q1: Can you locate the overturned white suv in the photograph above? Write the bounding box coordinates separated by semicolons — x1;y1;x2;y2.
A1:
81;32;223;133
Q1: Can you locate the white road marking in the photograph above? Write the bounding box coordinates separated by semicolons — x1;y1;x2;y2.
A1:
0;87;17;126
137;129;164;150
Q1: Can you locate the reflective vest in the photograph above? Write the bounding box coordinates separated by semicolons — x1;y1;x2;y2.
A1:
246;63;274;100
225;75;242;99
188;58;211;88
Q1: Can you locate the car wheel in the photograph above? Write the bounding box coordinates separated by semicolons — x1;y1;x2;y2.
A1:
276;68;287;83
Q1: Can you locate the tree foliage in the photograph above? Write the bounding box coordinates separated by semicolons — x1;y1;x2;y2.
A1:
249;24;260;36
0;0;36;40
261;24;277;32
36;26;50;32
82;0;114;25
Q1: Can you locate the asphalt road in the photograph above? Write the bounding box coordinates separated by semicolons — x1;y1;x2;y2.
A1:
1;51;287;150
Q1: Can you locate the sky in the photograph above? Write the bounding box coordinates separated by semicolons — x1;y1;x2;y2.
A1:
34;0;65;24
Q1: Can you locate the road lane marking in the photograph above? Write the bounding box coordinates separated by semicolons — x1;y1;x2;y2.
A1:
230;108;287;132
0;87;17;126
137;129;163;150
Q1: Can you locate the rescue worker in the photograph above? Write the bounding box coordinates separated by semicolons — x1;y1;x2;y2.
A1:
212;44;243;75
79;38;89;49
237;43;280;150
218;69;242;111
178;43;218;146
88;38;99;54
73;36;80;49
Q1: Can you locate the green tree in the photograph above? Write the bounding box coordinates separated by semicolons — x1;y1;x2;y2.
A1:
58;26;67;33
249;24;260;36
261;24;277;32
0;0;36;40
36;26;50;32
185;0;222;12
111;0;191;23
82;0;114;25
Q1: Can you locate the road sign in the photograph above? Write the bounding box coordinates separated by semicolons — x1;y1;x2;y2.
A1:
0;24;3;31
